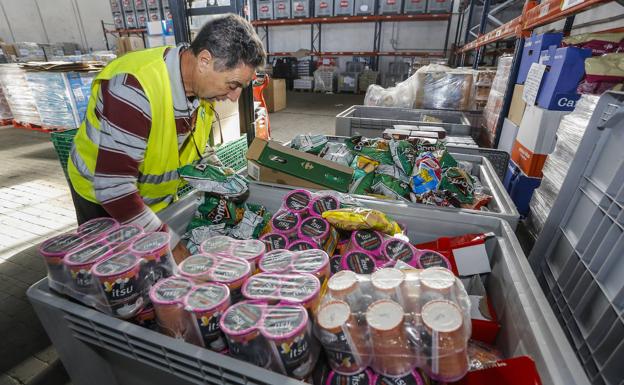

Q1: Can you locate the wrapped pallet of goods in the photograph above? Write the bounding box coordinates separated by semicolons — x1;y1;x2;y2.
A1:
412;65;475;111
22;61;102;130
526;95;599;238
0;64;42;126
481;56;513;146
0;82;12;123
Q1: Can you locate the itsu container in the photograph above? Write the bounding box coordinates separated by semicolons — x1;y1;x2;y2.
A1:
283;189;313;216
341;251;378;274
309;194;340;216
39;232;86;290
131;232;175;285
260;232;290;251
271;210;301;239
78;217;119;243
326;369;375;385
184;283;231;352
373;370;424;385
416;250;451;270
298;216;339;255
64;241;112;294
349;230;383;258
105;224;143;252
380;238;418;267
221;301;272;368
178;254;217;283
262;305;315;379
92;252;145;318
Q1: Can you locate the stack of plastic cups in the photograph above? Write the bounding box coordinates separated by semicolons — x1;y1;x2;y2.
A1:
64;240;112;295
178;254;217;282
298;216;339;255
262;305;316;379
316;299;372;375
379;238;419;268
260;232;289;251
220;301;272;369
283;189;313;216
105;224;143;253
184;283;231;352
92;252;145;318
271;210;301;241
77;217;119;243
39;233;86;291
131;232;175;286
201;236;265;271
149;276;203;346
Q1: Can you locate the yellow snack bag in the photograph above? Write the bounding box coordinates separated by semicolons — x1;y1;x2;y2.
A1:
322;207;401;235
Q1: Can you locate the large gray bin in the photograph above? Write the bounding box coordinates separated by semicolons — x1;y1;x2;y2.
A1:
257;139;519;228
336;105;473;137
529;91;624;385
28;183;588;385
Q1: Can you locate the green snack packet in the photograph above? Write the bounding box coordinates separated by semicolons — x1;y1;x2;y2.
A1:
371;174;410;200
389;139;416;175
179;163;248;198
413;138;446;154
376;164;410;184
440;167;474;204
439;150;458;169
290;134;328;154
349;171;375;195
346;136;394;165
230;209;270;239
198;196;239;225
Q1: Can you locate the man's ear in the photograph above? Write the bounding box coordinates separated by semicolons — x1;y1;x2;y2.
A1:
197;50;213;73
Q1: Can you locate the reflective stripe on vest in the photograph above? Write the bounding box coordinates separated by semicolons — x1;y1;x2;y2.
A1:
67;47;214;213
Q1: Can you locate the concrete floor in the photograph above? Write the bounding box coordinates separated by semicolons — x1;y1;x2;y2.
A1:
0;90;362;385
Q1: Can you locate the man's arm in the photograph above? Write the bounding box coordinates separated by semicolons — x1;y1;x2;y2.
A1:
93;74;165;232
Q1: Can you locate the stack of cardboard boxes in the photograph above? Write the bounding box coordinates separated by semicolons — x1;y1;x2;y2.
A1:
500;32;592;216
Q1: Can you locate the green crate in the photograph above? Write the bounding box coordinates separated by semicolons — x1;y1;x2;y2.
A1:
50;129;78;179
215;134;248;171
51;130;248;197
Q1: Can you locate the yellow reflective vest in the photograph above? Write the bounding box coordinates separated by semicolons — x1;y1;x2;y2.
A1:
68;47;213;213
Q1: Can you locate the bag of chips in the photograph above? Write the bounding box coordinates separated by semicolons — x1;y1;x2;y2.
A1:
290;134;329;154
389;139;416;175
371;174;411;200
322;207;401;235
440;167;475;204
197;196;241;226
179;163;248;199
346;136;394;165
320;142;355;166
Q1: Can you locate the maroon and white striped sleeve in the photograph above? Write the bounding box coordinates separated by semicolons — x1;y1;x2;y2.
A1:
93;74;165;232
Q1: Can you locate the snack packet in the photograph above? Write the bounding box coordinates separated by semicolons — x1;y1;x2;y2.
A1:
179;163;248;199
197;196;241;226
320;142;355;166
346;136;394;165
322;208;401;235
440;167;475;204
290;134;329;154
371;174;410;201
389;139;416;175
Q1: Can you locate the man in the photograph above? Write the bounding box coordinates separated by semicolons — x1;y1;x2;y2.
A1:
68;14;265;249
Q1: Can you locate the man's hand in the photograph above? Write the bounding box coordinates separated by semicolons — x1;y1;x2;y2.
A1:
171;241;191;264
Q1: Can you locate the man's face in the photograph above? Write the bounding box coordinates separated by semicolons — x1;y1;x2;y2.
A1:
194;51;255;102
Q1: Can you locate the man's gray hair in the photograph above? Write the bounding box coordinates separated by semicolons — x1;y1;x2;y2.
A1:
190;14;266;71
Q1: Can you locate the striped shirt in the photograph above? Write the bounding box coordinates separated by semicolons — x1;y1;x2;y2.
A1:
92;45;214;232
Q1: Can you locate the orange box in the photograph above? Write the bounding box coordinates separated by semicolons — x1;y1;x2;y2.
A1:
511;140;548;178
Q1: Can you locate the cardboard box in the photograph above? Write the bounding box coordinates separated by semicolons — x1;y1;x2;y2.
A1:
212;99;239;119
453;356;542;385
116;36;145;55
264;78;286;112
511;105;567;177
497;118;519;155
246;138;353;192
146;35;164;48
517;32;562;85
507;84;526;126
212;113;240;146
247;160;329;190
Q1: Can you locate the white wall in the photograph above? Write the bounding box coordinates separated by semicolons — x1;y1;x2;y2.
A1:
0;0;113;51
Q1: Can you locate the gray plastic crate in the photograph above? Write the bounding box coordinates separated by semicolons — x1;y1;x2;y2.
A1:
28;182;587;385
334;0;355;15
274;0;292;18
427;0;452;12
354;0;376;14
337;72;359;93
292;0;312;17
404;0;427;13
276;136;519;228
336;105;473;137
378;0;402;14
315;0;334;16
256;0;274;19
529;91;624;385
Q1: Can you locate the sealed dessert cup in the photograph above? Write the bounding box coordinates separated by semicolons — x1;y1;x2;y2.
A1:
78;217;119;242
92;252;144;318
184;282;231;351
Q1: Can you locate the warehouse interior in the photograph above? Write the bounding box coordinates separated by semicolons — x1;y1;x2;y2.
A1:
0;0;623;385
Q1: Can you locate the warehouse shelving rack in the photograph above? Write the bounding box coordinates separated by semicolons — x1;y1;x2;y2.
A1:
455;0;623;148
251;12;455;70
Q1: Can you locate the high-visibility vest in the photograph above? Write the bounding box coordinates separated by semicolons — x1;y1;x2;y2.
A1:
68;46;214;213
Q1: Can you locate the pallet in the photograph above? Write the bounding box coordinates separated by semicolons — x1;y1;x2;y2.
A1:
12;119;68;133
293;88;313;92
0;118;12;126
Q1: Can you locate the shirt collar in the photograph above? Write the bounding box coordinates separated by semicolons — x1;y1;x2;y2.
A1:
165;43;200;112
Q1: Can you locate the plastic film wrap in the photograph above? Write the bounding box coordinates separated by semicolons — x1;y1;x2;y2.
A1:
413;66;475;110
313;66;337;93
25;71;94;129
482;56;513;144
527;95;599;237
0;84;12;120
0;64;41;125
